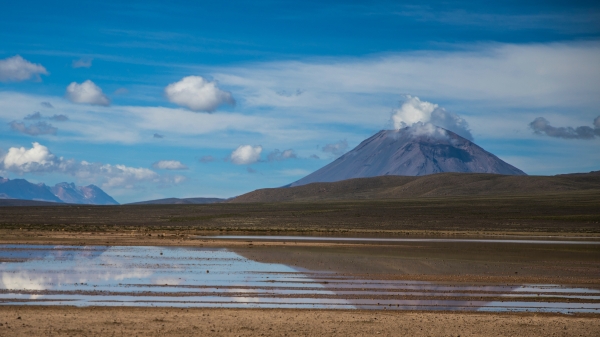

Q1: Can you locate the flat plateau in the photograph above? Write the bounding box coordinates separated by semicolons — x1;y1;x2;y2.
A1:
1;193;598;336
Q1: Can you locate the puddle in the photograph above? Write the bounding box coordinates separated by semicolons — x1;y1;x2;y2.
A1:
1;245;599;313
201;235;600;245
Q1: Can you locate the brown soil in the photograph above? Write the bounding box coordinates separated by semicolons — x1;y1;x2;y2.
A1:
1;190;599;234
1;306;598;337
1;190;599;335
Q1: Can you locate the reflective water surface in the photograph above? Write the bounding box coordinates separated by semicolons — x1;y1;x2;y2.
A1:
1;245;598;313
202;235;600;245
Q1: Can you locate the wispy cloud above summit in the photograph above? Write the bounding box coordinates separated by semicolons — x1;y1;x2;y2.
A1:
391;96;472;140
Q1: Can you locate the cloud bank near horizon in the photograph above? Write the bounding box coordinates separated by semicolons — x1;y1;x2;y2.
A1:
0;142;185;189
152;160;188;170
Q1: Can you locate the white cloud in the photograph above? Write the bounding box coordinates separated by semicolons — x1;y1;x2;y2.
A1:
529;116;600;140
267;149;297;162
164;76;235;112
2;142;56;172
391;96;437;127
72;57;93;68
0;55;48;82
0;91;333;148
24;112;42;120
9;121;58;136
407;122;449;139
230;145;262;165
391;96;473;140
1;41;599;177
151;160;188;170
87;164;159;188
322;140;348;156
65;80;110;106
215;42;600;110
173;175;187;184
0;142;183;189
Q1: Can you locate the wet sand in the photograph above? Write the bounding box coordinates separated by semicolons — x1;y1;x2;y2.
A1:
1;306;599;337
2;230;600;335
4;244;598;313
3;230;598;283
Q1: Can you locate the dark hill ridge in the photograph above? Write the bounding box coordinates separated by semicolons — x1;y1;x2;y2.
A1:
0;199;70;207
291;127;525;187
231;171;600;203
127;197;225;205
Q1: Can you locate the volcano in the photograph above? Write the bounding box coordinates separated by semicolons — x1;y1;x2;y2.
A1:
291;125;525;187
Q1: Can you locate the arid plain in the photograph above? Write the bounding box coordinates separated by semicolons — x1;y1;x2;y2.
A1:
1;181;600;336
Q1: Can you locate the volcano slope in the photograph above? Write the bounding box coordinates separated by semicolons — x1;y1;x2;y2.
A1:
290;126;525;187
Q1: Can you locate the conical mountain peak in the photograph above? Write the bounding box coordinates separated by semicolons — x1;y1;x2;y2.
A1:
291;125;525;187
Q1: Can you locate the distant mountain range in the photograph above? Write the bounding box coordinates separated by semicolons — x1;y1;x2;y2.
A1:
0;176;226;206
0;177;118;205
291;126;525;187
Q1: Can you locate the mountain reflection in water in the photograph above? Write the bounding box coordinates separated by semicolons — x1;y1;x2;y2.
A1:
0;245;598;313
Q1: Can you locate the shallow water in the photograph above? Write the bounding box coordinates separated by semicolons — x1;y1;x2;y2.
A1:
1;245;598;313
201;235;600;245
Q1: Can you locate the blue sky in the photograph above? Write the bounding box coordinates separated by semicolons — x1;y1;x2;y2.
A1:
1;0;599;203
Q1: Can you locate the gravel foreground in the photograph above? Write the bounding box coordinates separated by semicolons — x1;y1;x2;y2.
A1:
1;306;599;337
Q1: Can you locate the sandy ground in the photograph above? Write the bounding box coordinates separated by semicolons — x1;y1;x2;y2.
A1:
2;230;599;285
1;231;599;336
1;306;599;337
